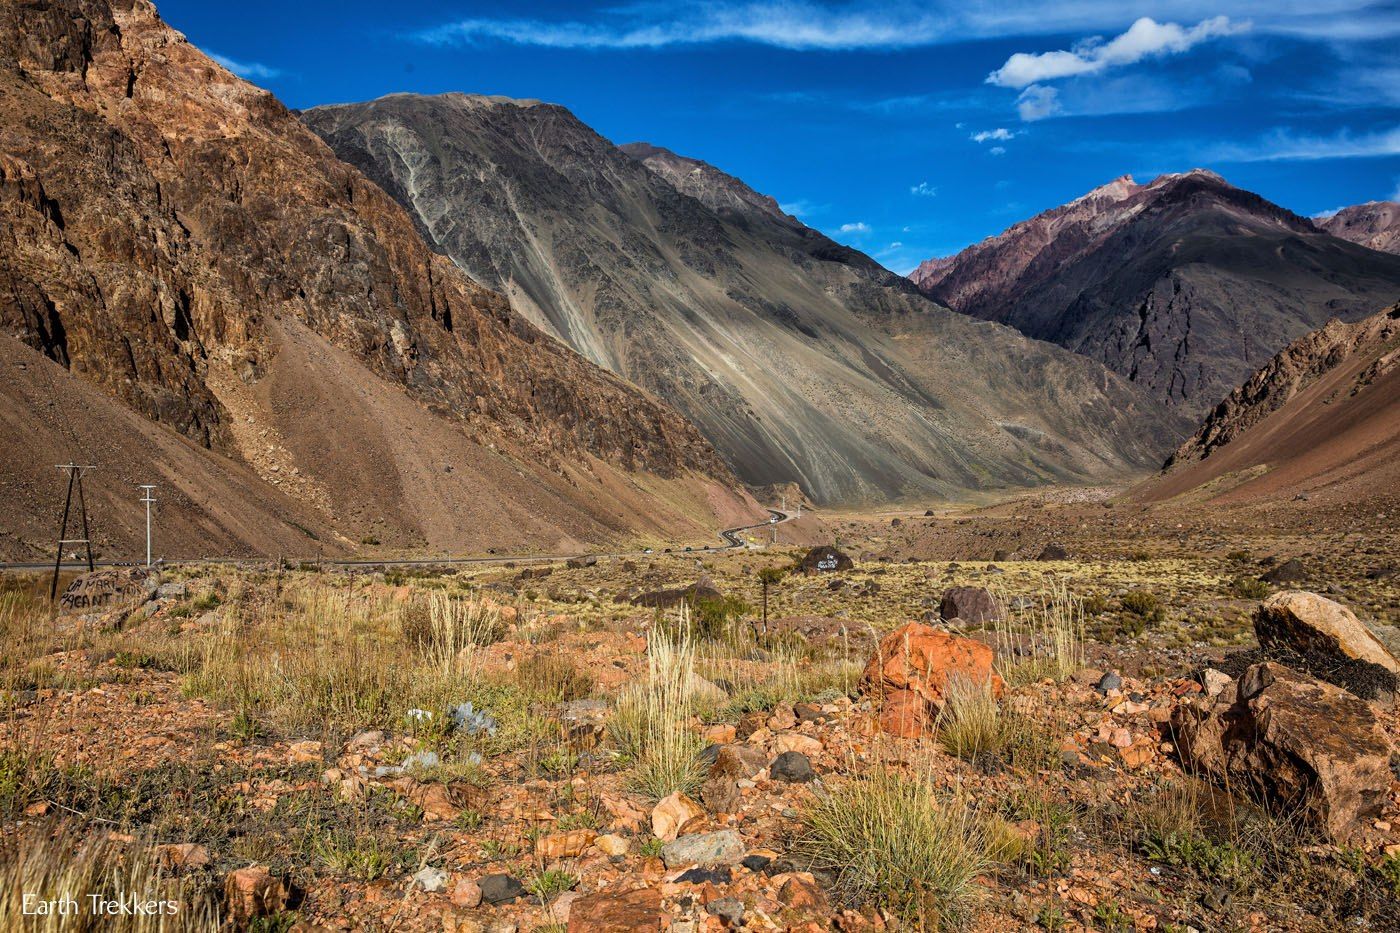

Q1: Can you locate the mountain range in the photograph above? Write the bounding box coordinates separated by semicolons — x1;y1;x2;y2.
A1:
910;172;1400;415
3;0;1397;561
302;93;1178;505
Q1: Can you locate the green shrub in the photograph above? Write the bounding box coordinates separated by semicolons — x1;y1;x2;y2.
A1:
1230;576;1271;599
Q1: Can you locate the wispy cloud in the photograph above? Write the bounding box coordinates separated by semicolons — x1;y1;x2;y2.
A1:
1016;85;1060;121
838;221;872;233
971;128;1016;142
410;2;1399;52
988;16;1248;88
910;181;938;196
209;52;282;80
414;3;951;51
988;146;1007;156
1210;124;1400;161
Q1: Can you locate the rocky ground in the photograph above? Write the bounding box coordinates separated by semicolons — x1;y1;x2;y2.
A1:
2;503;1398;931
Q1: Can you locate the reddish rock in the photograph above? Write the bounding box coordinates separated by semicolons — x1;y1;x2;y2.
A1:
567;887;663;932
877;689;931;738
862;622;1002;705
223;867;288;923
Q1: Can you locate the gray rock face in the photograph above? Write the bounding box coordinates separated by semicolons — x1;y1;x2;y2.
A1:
303;94;1181;505
912;171;1400;414
661;830;746;869
769;751;816;783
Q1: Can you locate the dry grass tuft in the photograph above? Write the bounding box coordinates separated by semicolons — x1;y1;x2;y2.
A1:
796;758;991;929
610;609;705;798
0;822;219;931
993;583;1085;685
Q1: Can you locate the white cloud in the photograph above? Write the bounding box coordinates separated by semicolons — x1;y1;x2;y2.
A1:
838;221;872;233
971;128;1015;142
1312;207;1343;219
987;16;1248;88
1210;124;1400;162
412;2;1400;52
988;146;1007;156
910;181;938;196
1016;85;1061;121
209;52;282;80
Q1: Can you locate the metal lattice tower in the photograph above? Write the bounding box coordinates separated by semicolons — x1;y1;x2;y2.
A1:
50;464;96;599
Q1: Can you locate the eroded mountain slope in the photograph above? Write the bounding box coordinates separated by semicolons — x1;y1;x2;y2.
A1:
304;94;1181;504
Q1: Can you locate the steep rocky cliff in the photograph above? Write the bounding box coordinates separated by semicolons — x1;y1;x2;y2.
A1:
0;0;758;556
912;172;1400;414
304;93;1182;504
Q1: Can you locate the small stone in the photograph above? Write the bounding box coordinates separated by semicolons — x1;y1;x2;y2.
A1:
660;829;745;869
707;897;745;926
1096;672;1122;694
770;751;816;783
778;873;829;912
568;887;663;932
478;874;526;905
703;723;737;745
593;833;630;857
550;892;580;925
413;866;449;893
740;854;772;872
773;733;822;757
155;843;210;872
451;879;483;908
651;792;706;841
536;830;596;859
676;867;731;885
223;867;289;923
767;702;797;731
286;739;322;763
1200;669;1232;697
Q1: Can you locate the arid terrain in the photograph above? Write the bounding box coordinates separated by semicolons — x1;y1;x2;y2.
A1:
3;2;1399;931
3;484;1399;931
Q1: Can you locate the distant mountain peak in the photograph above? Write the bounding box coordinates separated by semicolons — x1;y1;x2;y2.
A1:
1318;200;1400;255
909;170;1400;413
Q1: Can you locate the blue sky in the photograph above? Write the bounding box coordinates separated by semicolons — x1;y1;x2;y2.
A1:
163;1;1400;274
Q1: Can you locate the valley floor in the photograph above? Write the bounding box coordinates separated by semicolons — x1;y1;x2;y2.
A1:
1;491;1398;931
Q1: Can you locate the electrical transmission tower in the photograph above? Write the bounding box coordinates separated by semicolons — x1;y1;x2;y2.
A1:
50;464;96;599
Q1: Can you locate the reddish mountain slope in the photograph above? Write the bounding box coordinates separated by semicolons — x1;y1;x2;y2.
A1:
0;0;758;558
1319;201;1400;255
1140;304;1400;506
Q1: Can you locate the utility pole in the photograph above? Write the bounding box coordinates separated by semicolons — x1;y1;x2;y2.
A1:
138;484;156;568
51;464;96;600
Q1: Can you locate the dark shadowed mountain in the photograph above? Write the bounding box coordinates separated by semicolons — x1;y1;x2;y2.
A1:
910;171;1400;415
303;93;1183;505
1140;303;1400;507
1318;201;1400;255
0;0;761;559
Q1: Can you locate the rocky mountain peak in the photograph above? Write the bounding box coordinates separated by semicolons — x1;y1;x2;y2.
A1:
1319;200;1400;255
619;141;799;228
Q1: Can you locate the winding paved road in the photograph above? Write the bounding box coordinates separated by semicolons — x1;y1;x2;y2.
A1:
1;508;793;572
